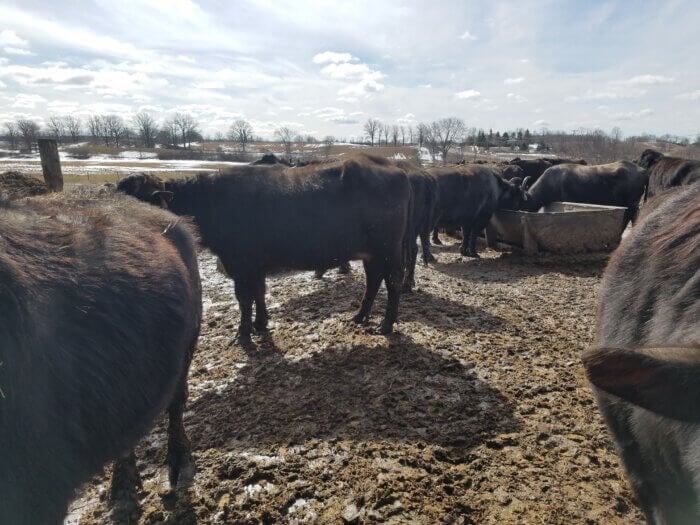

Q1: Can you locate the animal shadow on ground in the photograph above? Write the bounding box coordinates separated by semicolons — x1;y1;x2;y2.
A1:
275;275;508;332
186;334;520;451
431;240;608;284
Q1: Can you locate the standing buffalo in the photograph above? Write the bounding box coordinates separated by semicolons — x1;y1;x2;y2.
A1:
509;157;587;189
638;149;700;199
396;160;438;291
430;165;524;257
118;154;412;339
0;193;201;524
520;161;648;225
583;185;700;525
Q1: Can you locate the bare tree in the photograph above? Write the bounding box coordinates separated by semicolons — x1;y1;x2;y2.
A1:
3;122;18;150
407;125;414;145
63;116;81;143
103;115;125;147
228;119;253;152
391;125;399;147
133;112;158;148
322;135;335;159
16;119;40;152
174;113;199;149
47;116;66;144
400;126;406;145
417;123;430;150
87;115;102;142
274;126;296;160
423;125;439;161
383;124;390;147
363;118;380;146
430;117;465;162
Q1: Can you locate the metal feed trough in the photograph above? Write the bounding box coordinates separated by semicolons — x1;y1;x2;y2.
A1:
485;202;628;254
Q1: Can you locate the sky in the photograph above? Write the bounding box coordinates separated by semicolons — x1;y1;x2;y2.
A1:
0;0;698;140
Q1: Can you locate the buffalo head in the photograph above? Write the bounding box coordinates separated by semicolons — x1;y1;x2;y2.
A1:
637;149;664;169
117;173;173;209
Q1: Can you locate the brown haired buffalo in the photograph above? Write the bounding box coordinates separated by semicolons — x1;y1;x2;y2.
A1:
0;193;201;524
583;185;700;524
118;154;412;340
638;148;700;199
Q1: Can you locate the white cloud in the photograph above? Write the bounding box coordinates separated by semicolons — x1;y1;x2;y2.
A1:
312;51;354;64
321;62;371;79
504;77;524;84
418;83;432;88
533;119;549;127
459;31;478;41
397;112;415;124
11;93;46;108
455;89;481;99
616;74;675;86
677;90;700;101
4;46;35;56
0;30;28;48
337;71;384;97
195;80;225;89
310;106;361;125
613;108;653;121
0;80;5;88
566;88;646;101
506;92;527;103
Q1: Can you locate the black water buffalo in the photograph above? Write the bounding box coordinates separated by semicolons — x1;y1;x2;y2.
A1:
251;153;292;166
638;149;700;199
0;193;201;524
317;160;437;291
118;154;412;339
509;157;587;188
583;184;700;525
521;161;648;225
396;160;438;291
430;165;524;257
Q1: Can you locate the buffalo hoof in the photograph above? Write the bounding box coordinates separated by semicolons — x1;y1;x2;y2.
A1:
432;237;443;246
351;313;368;324
423;253;436;264
338;262;351;274
314;269;325;279
376;322;394;335
467;251;480;258
234;330;253;345
401;282;415;293
253;319;269;332
170;453;195;490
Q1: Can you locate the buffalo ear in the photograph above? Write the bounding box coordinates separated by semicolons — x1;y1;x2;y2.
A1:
151;190;174;202
582;346;700;423
522;176;532;190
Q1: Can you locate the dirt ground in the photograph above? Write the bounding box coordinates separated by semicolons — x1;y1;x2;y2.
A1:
67;239;643;524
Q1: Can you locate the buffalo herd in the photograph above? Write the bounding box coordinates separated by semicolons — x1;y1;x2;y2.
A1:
0;147;697;522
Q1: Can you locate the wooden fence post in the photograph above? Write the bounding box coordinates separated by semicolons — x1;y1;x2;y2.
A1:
38;139;63;192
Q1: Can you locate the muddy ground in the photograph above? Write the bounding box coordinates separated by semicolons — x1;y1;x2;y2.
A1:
68;239;642;524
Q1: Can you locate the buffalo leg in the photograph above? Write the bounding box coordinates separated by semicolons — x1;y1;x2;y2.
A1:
110;451;142;504
338;260;351;274
402;238;419;292
380;251;404;334
253;277;269;332
431;228;443;245
166;339;195;488
420;228;436;263
352;260;383;324
462;212;492;258
234;278;255;341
